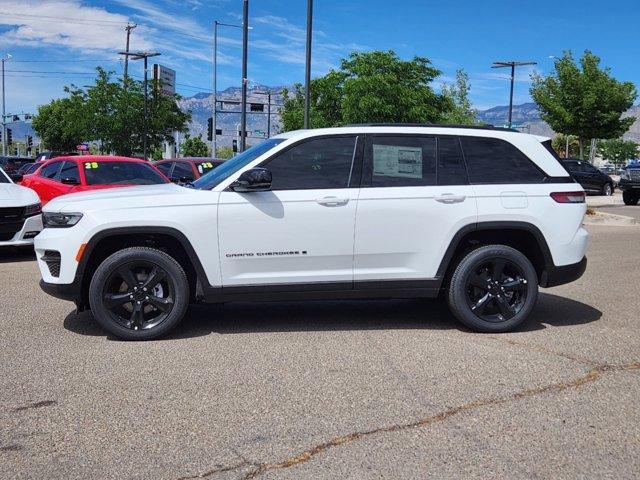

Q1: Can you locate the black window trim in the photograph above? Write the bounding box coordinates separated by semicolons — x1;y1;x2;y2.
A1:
255;133;364;191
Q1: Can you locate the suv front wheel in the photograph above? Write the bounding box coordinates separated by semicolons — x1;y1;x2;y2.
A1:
89;247;190;340
623;191;639;205
447;245;538;333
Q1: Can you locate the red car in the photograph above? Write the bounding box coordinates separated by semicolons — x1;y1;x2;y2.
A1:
20;156;170;205
154;157;225;183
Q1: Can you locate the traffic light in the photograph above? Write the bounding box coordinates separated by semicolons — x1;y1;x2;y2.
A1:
6;128;12;145
232;139;238;153
26;135;33;153
207;117;213;141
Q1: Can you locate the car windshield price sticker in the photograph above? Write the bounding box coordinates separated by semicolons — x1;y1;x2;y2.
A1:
84;162;99;169
373;144;422;179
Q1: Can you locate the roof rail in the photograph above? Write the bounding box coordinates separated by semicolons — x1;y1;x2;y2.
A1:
343;123;519;132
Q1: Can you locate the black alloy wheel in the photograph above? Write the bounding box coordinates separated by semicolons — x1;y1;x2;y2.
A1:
602;183;613;196
89;247;189;340
464;257;528;323
102;261;175;331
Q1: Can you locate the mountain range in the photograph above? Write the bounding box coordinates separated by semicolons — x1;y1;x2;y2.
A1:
7;89;640;149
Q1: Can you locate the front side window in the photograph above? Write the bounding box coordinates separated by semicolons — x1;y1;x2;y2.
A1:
264;136;358;190
461;137;545;184
171;162;194;181
60;161;80;183
39;161;62;180
83;162;168;185
366;136;436;187
155;162;173;176
437;137;467;186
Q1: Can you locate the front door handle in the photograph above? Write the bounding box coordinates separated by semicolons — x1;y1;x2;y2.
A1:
316;196;349;206
435;193;466;204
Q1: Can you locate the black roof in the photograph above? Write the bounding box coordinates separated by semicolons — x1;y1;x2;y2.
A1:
344;123;519;132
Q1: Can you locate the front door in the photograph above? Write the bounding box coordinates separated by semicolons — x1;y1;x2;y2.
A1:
218;135;362;287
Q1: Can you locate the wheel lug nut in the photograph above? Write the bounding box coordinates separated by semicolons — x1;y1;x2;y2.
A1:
129;295;133;299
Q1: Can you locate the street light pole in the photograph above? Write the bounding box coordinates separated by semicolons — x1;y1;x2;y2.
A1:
118;51;160;159
304;0;313;129
1;54;11;156
240;0;249;152
491;60;537;129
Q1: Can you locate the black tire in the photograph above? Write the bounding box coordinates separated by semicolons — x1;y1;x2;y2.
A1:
602;183;613;196
447;245;538;333
622;191;639;206
89;247;189;340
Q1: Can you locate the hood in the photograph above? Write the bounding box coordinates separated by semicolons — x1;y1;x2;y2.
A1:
0;182;40;207
44;183;213;213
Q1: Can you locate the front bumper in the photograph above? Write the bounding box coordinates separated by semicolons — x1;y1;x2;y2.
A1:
40;278;82;303
0;214;43;247
618;179;640;191
540;256;587;288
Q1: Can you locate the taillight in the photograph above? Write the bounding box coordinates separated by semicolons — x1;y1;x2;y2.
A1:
550;191;586;203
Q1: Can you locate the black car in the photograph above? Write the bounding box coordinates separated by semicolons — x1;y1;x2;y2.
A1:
618;165;640;205
0;156;32;175
16;162;40;176
34;151;79;162
561;159;615;196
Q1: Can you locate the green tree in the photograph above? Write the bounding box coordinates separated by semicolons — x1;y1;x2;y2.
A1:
32;68;191;157
598;138;639;166
31;87;87;151
440;69;479;125
181;135;210;157
215;145;235;159
530;50;637;159
552;133;580;158
280;50;452;131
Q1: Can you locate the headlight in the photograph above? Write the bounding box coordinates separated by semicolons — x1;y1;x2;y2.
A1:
23;202;42;216
43;212;83;228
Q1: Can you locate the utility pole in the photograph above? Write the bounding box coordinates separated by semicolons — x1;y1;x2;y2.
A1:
491;60;537;129
118;51;160;159
1;54;11;156
267;90;271;138
123;24;137;82
240;0;249;152
304;0;313;129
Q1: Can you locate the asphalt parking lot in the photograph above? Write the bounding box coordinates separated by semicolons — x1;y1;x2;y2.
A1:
1;224;639;479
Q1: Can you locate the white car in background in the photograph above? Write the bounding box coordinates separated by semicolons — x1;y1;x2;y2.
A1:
0;167;43;247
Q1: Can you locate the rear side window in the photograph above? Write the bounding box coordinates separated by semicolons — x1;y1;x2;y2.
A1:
367;136;436;187
60;161;80;183
264;136;358;190
39;161;62;180
83;162;167;185
460;137;545;184
437;137;467;186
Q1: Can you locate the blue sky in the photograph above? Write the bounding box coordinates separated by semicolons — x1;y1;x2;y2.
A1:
1;0;639;114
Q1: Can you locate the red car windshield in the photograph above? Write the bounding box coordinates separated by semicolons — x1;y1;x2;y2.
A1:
195;161;217;175
83;161;168;186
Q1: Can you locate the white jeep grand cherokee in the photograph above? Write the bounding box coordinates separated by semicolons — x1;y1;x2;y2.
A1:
36;125;588;340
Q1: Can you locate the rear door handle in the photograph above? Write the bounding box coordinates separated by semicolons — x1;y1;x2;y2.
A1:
435;193;466;204
316;196;349;206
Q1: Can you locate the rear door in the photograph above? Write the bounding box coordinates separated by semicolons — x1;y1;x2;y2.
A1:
354;134;477;282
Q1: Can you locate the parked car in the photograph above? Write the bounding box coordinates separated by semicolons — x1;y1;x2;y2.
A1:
20;155;170;205
561;159;615;196
0;167;42;247
34;151;79;163
154;158;225;183
36;125;587;340
618;165;640;205
0;156;32;175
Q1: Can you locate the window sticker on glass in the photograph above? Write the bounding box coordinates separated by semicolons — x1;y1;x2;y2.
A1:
373;144;422;179
84;162;99;169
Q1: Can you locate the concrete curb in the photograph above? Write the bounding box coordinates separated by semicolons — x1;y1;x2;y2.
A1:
583;211;637;226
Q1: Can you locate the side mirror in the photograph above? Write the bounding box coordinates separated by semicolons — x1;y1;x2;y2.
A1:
179;176;194;184
61;177;80;186
9;173;23;183
230;167;272;192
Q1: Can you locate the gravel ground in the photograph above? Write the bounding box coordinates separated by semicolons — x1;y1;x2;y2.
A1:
1;225;639;480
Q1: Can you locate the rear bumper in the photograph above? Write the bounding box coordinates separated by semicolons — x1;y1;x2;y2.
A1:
540;256;587;288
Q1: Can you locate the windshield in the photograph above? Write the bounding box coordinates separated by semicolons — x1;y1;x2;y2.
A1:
193;138;285;190
83;161;168;185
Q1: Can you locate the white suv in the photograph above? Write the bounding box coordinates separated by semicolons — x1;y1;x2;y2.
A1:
0;167;42;247
35;126;588;340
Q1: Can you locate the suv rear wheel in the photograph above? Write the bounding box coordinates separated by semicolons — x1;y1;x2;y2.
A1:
88;247;189;340
447;245;538;333
623;191;639;205
602;183;613;196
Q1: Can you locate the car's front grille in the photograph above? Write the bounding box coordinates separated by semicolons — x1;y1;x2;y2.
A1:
0;207;26;241
42;250;61;278
629;170;640;181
